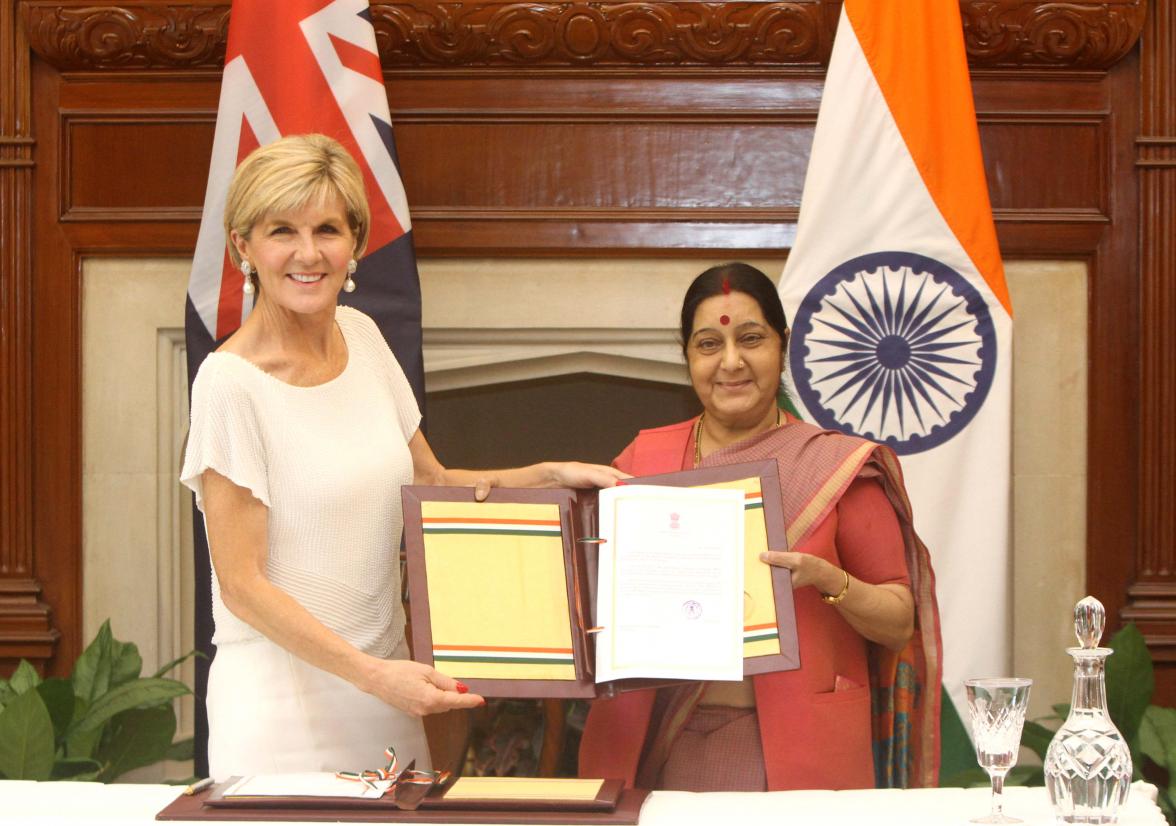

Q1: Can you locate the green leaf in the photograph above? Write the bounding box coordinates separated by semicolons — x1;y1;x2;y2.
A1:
1021;720;1055;763
1140;705;1176;769
63;697;101;759
1139;705;1176;804
71;678;189;734
166;736;195;762
109;638;143;688
1052;703;1071;720
71;620;114;705
939;685;977;784
0;685;56;779
9;660;42;695
35;678;75;741
95;705;177;782
50;757;103;781
151;649;205;680
1106;623;1154;744
0;678;16;711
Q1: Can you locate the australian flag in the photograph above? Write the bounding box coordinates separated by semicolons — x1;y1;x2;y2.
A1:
184;0;424;774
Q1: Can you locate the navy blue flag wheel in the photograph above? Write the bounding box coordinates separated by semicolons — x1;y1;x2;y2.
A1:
789;251;997;456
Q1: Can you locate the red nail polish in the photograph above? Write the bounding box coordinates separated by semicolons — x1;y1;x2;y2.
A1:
455;681;469;694
479;697;487;706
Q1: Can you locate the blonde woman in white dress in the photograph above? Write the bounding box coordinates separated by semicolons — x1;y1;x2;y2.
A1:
181;134;624;780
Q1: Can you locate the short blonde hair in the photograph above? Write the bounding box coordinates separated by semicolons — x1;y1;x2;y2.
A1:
223;133;371;268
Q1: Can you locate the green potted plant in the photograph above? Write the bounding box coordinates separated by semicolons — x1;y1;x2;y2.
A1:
0;620;196;782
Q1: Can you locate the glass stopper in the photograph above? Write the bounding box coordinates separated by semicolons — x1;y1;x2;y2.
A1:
1074;595;1105;649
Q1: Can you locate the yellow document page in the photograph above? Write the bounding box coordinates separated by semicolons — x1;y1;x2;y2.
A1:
695;477;782;659
443;777;605;801
422;501;577;681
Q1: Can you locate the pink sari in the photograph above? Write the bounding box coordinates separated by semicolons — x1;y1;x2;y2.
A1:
580;417;942;789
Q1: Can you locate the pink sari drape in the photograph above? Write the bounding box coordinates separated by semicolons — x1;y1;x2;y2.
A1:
581;417;942;789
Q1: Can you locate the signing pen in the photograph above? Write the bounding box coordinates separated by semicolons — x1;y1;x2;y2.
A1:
184;777;215;796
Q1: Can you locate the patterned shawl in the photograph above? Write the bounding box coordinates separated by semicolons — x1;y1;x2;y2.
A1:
643;419;943;788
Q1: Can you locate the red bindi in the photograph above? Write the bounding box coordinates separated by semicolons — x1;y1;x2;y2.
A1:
720;314;731;325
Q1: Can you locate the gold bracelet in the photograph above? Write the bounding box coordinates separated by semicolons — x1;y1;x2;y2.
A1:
820;568;850;605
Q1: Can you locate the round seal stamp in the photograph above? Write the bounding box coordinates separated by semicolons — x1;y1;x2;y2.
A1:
683;600;703;620
789;251;997;455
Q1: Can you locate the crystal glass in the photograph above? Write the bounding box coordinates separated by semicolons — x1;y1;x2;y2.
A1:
1044;596;1132;824
965;677;1033;824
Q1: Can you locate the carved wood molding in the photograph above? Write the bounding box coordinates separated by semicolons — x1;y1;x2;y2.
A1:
3;0;58;672
962;0;1147;69
1122;0;1176;650
368;0;834;67
21;0;1146;71
21;2;229;71
0;580;61;672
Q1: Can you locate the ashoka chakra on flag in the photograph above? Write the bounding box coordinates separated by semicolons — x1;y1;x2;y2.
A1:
789;251;997;455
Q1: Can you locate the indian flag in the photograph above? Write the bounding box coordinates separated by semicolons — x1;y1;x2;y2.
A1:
777;0;1012;753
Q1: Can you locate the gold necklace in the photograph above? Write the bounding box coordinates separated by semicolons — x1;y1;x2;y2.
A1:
694;407;782;467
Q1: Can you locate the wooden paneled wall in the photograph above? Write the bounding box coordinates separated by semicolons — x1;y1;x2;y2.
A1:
2;0;1174;701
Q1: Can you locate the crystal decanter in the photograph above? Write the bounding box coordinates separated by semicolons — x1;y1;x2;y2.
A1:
1043;596;1132;824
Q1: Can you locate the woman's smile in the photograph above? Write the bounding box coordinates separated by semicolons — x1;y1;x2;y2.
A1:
288;272;326;284
687;292;784;430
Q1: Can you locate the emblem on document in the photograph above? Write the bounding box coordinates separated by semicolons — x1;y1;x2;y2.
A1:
683;600;703;620
789;251;997;455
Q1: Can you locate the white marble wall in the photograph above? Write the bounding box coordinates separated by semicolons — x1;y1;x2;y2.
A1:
79;255;1087;755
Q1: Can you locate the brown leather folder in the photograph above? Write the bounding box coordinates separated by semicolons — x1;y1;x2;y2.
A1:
401;459;800;699
156;783;650;824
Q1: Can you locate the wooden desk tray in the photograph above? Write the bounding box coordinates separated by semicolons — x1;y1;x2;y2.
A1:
156;783;649;824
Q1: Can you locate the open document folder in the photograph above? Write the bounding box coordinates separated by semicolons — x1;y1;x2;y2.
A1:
401;460;800;698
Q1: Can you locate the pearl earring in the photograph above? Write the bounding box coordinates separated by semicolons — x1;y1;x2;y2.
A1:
240;261;255;295
343;258;357;293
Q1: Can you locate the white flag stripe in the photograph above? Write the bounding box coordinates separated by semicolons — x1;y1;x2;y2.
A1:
188;56;281;337
302;0;413;232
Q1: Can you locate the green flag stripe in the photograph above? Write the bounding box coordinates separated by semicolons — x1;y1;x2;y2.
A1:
743;632;778;643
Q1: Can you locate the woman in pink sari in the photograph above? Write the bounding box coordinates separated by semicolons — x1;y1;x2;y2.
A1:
578;263;941;792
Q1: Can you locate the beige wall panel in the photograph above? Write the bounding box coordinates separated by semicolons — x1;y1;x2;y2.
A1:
1007;260;1089;718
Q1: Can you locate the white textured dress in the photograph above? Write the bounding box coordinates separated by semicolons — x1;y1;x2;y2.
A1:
180;306;430;780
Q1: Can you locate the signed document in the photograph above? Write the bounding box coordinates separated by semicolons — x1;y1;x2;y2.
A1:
595;485;745;683
219;773;391;799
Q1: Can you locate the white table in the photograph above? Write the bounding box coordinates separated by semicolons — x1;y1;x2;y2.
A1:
0;780;1166;825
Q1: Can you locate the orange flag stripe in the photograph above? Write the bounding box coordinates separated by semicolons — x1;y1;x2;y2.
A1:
845;0;1011;317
